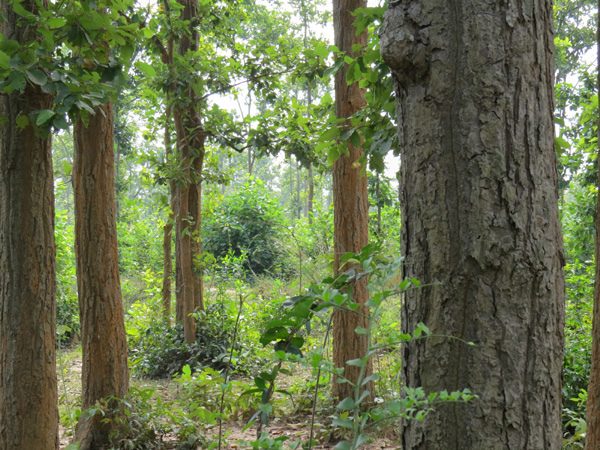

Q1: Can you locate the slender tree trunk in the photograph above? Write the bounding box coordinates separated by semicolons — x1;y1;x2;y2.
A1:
381;0;564;447
171;0;205;342
73;102;130;449
0;5;58;447
332;0;373;402
376;175;382;238
307;163;314;224
585;1;600;445
162;99;173;326
296;160;302;220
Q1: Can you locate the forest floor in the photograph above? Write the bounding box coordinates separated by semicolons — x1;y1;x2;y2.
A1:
57;347;400;449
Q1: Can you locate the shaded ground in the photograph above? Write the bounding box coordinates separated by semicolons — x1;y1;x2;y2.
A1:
57;347;400;449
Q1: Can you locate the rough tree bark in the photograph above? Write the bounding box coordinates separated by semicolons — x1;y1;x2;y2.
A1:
381;0;565;448
331;0;373;402
0;6;59;450
73;102;130;449
0;2;58;449
585;1;600;445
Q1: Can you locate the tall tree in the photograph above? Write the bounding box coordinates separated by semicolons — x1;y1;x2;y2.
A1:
381;0;565;447
73;102;130;449
171;0;204;343
331;0;373;402
584;2;600;445
0;1;59;447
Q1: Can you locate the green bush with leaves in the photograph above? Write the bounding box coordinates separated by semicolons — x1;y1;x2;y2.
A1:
203;178;288;277
128;303;238;379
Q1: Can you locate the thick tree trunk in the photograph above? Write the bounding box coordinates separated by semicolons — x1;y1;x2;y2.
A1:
73;102;130;450
0;2;58;449
331;0;373;402
381;1;565;448
585;2;600;445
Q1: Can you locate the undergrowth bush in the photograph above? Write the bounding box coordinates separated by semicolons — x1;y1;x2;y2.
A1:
129;304;238;378
203;178;289;277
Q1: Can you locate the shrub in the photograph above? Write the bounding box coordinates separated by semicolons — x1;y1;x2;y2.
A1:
203;178;288;277
128;304;238;378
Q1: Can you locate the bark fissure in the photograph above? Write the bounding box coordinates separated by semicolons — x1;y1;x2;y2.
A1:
382;0;564;446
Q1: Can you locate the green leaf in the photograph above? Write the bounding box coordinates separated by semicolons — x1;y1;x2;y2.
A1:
355;433;369;447
361;373;379;385
349;130;361;147
26;69;48;86
333;440;352;450
36;110;55;126
336;397;355;410
135;61;156;78
259;402;272;415
355;326;368;335
346;358;365;367
259;326;289;346
47;17;67;28
16;114;29;129
0;50;10;69
332;417;354;429
340;128;354;140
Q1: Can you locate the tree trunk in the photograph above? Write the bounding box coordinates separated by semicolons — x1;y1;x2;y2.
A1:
381;0;565;447
73;102;130;450
162;101;173;326
585;1;600;445
296;160;302;220
332;0;373;402
307;163;314;225
0;9;58;450
171;0;205;343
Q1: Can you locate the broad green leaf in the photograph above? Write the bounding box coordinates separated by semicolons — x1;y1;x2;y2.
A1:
355;326;368;335
47;17;67;28
36;109;55;126
336;397;355;410
0;50;10;69
333;441;352;450
259;402;272;415
26;69;48;86
349;130;361;147
135;61;156;78
346;358;365;367
332;417;353;429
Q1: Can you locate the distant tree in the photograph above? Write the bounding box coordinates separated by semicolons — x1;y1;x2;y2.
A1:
0;0;59;447
381;0;565;447
331;0;373;402
73;102;130;449
584;5;600;446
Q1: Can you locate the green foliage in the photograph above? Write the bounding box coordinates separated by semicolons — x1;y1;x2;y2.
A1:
203;178;288;277
55;207;80;342
128;305;237;379
116;199;165;277
242;245;476;448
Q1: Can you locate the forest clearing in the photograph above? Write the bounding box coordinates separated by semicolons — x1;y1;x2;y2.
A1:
0;0;597;448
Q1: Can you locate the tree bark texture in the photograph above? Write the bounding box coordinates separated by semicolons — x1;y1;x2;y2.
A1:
332;0;373;402
585;1;600;445
73;102;130;449
0;2;58;449
381;0;565;448
172;0;205;344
